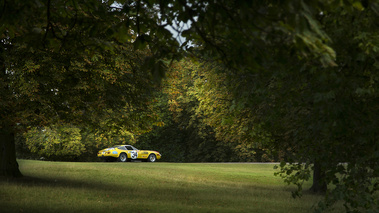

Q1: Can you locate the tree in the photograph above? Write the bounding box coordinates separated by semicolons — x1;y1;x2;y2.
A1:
24;125;84;161
155;0;379;211
1;0;179;176
138;59;241;162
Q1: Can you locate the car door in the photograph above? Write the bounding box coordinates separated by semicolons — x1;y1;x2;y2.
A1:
139;151;149;159
126;146;139;160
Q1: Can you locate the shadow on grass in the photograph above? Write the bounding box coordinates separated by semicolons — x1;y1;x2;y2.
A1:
1;173;294;193
0;164;324;213
1;175;110;191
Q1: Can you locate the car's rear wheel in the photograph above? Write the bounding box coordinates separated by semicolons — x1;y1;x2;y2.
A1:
147;154;156;162
118;153;128;162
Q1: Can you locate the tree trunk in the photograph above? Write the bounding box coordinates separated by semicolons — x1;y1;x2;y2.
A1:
310;161;327;193
0;129;23;177
0;45;22;177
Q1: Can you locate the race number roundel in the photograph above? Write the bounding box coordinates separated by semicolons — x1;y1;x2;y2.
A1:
130;151;138;159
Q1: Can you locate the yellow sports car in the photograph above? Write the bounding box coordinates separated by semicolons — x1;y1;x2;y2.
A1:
97;145;161;162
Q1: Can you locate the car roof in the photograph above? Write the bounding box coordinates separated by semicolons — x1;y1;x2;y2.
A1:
116;145;137;149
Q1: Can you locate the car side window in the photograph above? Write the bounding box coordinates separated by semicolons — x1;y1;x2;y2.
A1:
118;146;126;150
126;146;133;150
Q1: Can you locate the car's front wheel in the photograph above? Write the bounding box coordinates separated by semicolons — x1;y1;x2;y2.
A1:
118;153;128;162
147;154;157;162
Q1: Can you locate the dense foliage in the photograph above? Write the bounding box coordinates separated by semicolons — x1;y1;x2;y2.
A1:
137;59;281;162
158;1;379;212
19;124;135;161
1;0;178;176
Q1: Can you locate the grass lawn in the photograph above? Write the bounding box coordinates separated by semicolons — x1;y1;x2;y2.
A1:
0;160;341;213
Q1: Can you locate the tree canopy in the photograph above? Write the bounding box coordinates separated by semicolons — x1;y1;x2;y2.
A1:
157;1;379;211
1;0;179;176
148;0;379;211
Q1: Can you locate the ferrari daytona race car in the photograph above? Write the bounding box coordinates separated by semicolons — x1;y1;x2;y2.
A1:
97;145;161;162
